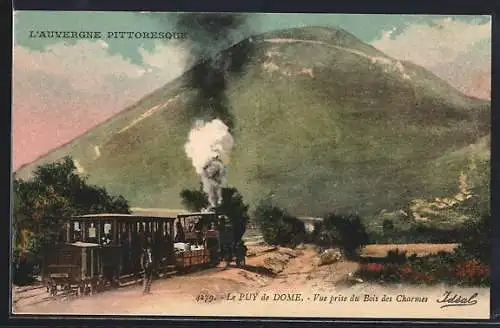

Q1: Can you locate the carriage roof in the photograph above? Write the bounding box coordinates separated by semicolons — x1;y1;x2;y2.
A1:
70;213;176;221
176;212;218;218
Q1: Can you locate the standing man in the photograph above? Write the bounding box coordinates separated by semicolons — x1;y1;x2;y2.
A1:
174;221;185;243
141;235;154;294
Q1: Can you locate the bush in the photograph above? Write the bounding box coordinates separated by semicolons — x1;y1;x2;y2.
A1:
457;213;490;264
453;259;489;286
386;249;408;264
254;201;306;247
314;213;369;258
369;222;464;245
382;219;394;234
355;251;490;287
12;247;36;285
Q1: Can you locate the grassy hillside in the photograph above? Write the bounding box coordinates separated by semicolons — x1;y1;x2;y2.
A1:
15;26;490;219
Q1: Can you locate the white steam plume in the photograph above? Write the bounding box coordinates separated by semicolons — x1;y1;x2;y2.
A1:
184;119;234;209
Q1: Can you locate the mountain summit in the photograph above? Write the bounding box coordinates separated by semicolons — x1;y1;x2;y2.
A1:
15;27;490;217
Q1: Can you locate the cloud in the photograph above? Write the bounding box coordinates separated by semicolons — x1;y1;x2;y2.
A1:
371;17;491;99
140;40;192;70
430;38;490;99
372;17;490;67
13;40;189;92
12;40;190;169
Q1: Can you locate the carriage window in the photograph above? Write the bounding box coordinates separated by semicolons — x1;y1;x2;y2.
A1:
104;223;112;234
88;223;97;238
73;221;82;242
101;223;112;245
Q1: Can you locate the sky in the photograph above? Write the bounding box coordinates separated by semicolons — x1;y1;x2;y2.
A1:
11;12;492;170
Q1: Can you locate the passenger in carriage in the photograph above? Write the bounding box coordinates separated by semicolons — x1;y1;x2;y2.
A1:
101;223;112;246
101;232;112;246
88;223;98;244
192;219;203;246
174;221;185;243
73;222;82;242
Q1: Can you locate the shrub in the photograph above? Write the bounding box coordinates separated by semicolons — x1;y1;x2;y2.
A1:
355;251;490;287
386;249;408;264
357;263;385;281
457;213;491;264
454;259;489;286
382;219;394;233
315;213;369;258
254;201;306;247
12;246;36;285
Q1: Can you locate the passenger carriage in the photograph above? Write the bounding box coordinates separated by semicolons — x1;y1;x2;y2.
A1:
42;214;177;295
41;211;240;296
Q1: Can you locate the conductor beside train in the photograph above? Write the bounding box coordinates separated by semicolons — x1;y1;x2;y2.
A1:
42;212;247;296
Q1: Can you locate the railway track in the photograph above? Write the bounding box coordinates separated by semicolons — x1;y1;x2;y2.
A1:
12;284;54;309
12;266;181;309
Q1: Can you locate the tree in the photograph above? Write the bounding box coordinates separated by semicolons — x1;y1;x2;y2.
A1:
218;188;250;242
316;213;369;258
254;200;306;247
382;219;395;241
458;212;491;264
382;219;394;232
12;156;131;284
179;186;250;243
180;188;209;212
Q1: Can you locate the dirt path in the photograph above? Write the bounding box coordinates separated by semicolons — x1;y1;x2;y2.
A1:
268;248;317;290
11;245;490;318
13;245;358;315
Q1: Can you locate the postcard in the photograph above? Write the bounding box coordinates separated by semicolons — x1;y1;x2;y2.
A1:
11;11;492;319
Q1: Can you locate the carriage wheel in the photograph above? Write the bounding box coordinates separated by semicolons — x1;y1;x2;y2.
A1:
97;278;105;292
50;284;57;296
90;281;96;295
85;284;91;295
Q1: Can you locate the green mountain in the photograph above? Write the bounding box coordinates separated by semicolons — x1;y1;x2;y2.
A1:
14;26;490;218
